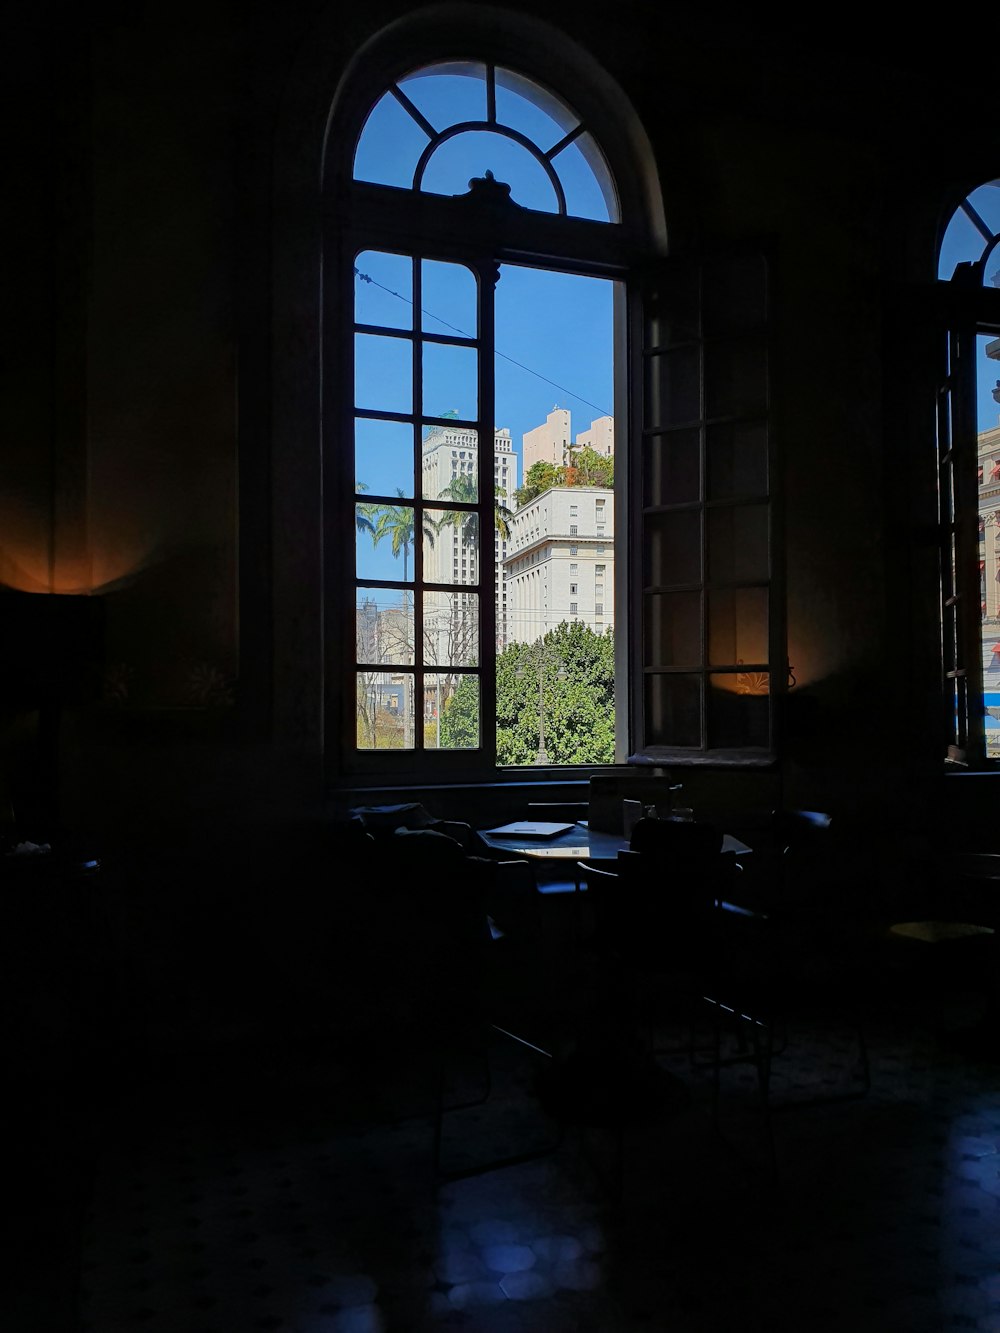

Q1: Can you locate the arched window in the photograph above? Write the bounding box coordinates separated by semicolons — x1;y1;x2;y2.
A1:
324;12;774;782
936;179;1000;765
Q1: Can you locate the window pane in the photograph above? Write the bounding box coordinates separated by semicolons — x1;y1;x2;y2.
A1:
357;504;417;584
495;76;568;151
356;671;414;749
709;671;769;747
430;672;480;750
355;418;413;499
644;510;701;586
424;591;479;667
644;673;701;747
355;334;411;413
709;588;768;665
645;591;701;666
397;65;487;130
644;429;700;506
553;134;612;222
421;131;558;212
355;590;414;666
354;92;429;187
708;504;769;582
421;259;477;336
704;337;768;419
645;347;700;427
422;342;477;421
424;509;479;586
707;421;768;499
354;251;412;330
422;424;478;501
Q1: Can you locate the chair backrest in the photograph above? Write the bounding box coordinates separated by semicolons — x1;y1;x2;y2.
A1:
595;820;730;957
628;816;723;860
770;808;841;911
629;818;727;908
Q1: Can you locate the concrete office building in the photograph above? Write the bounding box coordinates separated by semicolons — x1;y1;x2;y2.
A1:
505;486;613;644
521;407;572;471
420;422;518;660
573;413;614;458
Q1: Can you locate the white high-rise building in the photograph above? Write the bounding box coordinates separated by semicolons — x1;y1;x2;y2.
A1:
504;486;614;645
420;423;518;653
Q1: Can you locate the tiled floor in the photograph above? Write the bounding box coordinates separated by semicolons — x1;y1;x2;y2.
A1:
68;980;1000;1333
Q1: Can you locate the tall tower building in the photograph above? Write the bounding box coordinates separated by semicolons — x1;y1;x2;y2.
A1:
522;408;572;471
573;414;614;458
420;424;518;652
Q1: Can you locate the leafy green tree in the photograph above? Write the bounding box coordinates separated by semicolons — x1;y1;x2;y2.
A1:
495;622;616;765
565;445;614;488
514;460;566;506
439;674;480;749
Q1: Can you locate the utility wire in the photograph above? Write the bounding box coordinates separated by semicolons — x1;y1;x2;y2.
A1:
355;268;612;419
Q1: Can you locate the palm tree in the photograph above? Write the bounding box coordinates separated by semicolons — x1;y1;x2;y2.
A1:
435;472;514;542
370;488;435;582
355;480;378;538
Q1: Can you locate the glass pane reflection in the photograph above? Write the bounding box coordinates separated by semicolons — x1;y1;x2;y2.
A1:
644;673;701;747
356;671;414;750
423;591;479;667
425;672;479;750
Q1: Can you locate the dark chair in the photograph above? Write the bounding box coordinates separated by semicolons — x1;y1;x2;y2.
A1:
748;810;873;1106
575;842;780;1180
366;827;564;1179
577;816;874;1180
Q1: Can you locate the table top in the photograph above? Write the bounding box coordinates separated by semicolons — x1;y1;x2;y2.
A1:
477;822;752;862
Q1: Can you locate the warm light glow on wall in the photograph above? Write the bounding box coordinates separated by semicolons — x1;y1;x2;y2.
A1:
0;541;152;595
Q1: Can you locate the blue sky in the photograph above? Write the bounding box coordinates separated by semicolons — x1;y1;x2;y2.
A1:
353;66;615;585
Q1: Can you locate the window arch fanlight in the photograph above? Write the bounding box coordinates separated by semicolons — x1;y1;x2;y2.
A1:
324;7;774;783
353;61;618;223
935;178;1000;767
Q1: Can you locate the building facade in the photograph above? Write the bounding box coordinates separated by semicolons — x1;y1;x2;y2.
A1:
573;414;614;458
417;424;518;720
522;408;572;472
504;486;614;645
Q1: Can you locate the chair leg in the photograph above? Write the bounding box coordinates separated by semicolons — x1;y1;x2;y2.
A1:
433;1024;564;1182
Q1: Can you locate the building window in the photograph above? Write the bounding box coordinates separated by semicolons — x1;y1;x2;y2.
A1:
936;178;1000;765
328;9;773;779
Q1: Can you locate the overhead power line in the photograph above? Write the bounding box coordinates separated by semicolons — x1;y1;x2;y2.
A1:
355;268;613;419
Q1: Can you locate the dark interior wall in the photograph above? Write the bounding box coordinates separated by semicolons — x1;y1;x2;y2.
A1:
86;4;238;712
2;1;997;845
